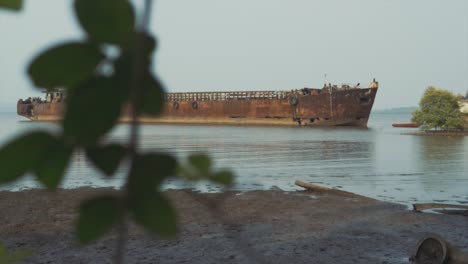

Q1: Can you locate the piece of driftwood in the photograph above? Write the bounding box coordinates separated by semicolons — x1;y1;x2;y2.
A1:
433;209;468;217
294;180;371;199
412;203;468;212
410;235;468;264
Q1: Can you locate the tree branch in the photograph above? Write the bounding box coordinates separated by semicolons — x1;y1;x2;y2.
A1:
114;1;154;263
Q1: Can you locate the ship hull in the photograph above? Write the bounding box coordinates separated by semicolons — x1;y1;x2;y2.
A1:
17;87;378;127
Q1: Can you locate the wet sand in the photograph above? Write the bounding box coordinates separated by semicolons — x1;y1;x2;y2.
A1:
0;188;467;264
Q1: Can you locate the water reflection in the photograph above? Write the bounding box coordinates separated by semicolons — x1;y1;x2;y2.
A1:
1;111;468;205
133;125;377;193
415;136;468;201
417;136;465;164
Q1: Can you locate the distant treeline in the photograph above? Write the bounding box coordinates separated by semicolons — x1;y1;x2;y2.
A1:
372;107;418;115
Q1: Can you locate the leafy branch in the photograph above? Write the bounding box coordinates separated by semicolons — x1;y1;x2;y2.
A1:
0;0;235;262
0;244;31;264
0;0;22;11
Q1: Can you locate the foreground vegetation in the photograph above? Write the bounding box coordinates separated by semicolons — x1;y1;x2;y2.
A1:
0;0;234;263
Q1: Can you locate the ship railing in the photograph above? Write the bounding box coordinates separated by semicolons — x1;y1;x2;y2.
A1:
165;91;289;101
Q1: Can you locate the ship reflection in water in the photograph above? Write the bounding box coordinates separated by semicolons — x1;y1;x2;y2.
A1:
1;112;468;205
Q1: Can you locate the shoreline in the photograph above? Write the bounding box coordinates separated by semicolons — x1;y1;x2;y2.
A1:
1;188;467;263
401;130;468;136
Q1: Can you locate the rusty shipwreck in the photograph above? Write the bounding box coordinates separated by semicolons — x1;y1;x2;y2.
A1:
17;79;379;127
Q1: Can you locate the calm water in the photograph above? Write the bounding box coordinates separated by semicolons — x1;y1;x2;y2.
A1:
1;107;467;205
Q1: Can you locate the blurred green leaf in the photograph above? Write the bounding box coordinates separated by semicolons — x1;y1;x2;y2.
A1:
125;32;157;56
130;191;177;237
74;0;135;46
0;131;55;184
138;32;157;56
188;154;211;175
0;0;23;10
34;138;73;190
178;155;235;186
0;243;32;264
63;77;122;144
210;170;234;186
111;53;134;103
175;164;196;181
128;153;177;237
141;75;165;116
128;153;177;192
0;245;5;258
28;42;104;89
77;195;121;243
112;40;160;115
86;144;126;176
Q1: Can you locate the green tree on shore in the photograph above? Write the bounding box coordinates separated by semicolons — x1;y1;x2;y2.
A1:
411;86;464;130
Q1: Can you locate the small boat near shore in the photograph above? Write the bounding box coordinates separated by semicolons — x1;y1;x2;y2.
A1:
392;122;419;128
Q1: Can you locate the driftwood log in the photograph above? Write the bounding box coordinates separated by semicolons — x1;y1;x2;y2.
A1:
413;203;468;212
410;235;468;264
294;180;371;199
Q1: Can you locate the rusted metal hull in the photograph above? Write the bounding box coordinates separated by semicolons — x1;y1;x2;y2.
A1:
17;100;64;122
17;86;378;127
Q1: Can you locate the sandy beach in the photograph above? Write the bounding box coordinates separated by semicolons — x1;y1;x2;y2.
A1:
0;188;467;264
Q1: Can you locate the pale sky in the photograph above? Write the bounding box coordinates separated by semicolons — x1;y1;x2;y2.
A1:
1;0;467;110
